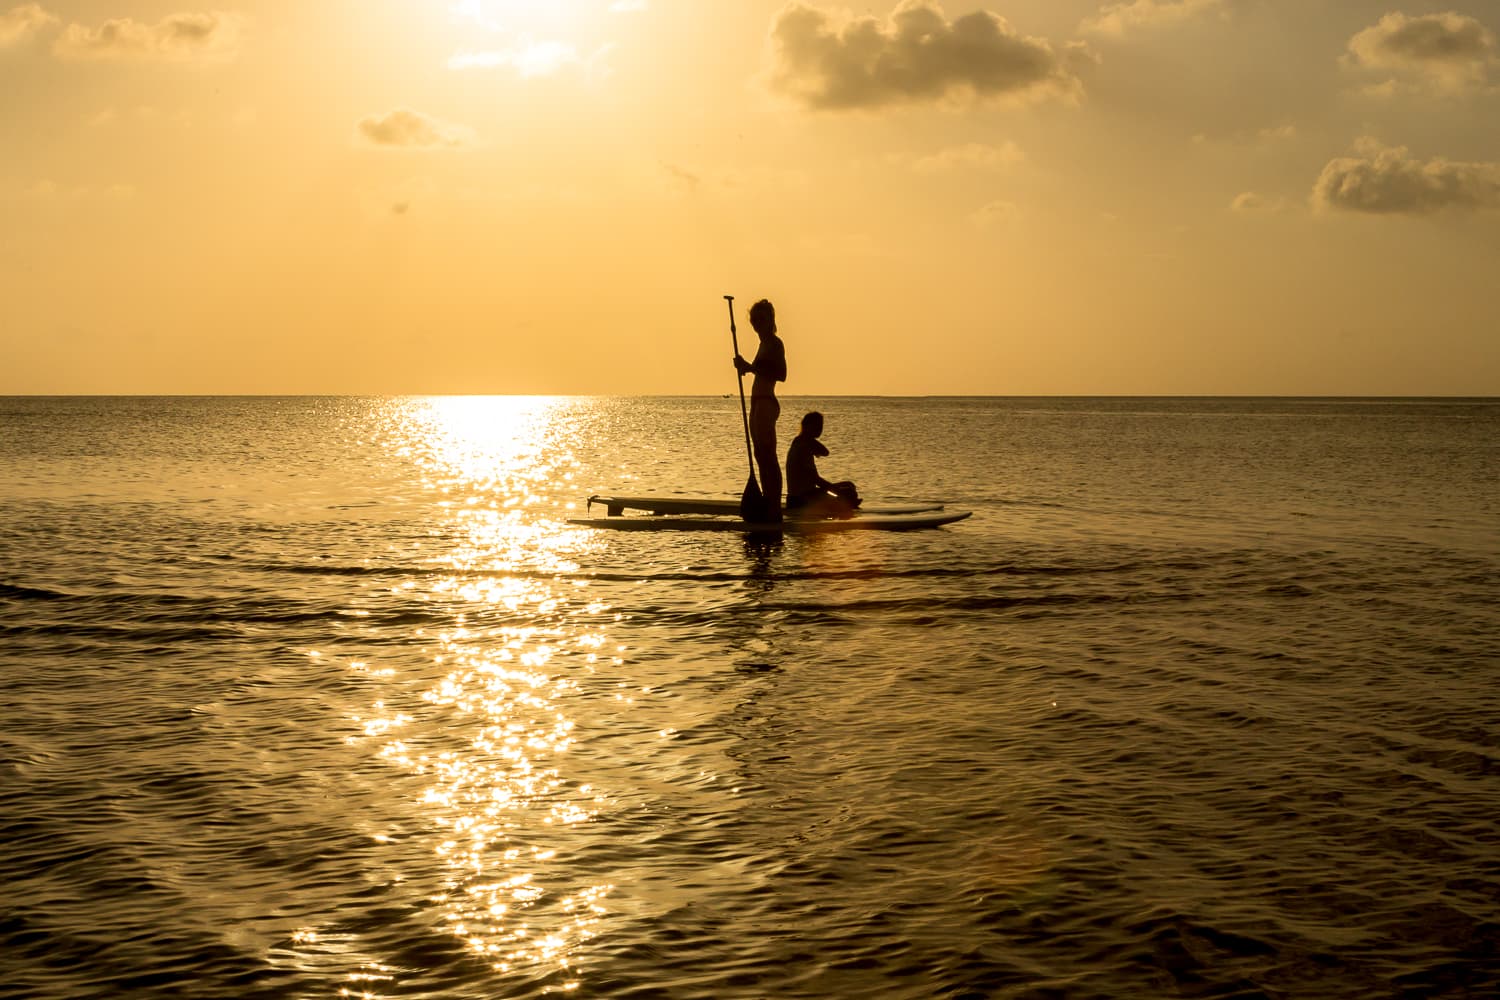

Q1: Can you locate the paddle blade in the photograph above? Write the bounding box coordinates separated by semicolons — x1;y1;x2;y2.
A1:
740;475;764;522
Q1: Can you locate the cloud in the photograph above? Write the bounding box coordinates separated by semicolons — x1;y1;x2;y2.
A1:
357;109;475;149
0;3;56;47
1344;11;1498;94
971;199;1018;227
1313;139;1500;215
1230;191;1288;213
907;141;1024;172
449;0;498;31
1192;122;1297;148
657;162;810;197
768;1;1087;111
449;39;578;76
52;11;242;60
1081;0;1225;37
449;38;620;79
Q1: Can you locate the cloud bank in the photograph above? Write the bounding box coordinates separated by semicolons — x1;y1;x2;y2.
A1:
769;1;1086;111
357;109;474;149
0;3;55;47
52;11;242;60
1081;0;1225;37
1344;11;1498;94
1313;139;1500;214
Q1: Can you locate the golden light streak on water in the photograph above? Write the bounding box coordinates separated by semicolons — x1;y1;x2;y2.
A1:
357;397;617;991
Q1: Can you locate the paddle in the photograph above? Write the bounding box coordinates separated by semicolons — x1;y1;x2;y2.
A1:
725;294;765;521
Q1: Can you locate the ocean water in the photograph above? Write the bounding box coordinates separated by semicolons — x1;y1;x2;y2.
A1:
1;394;1497;1000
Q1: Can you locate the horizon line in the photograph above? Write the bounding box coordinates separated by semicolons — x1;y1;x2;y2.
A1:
4;393;1498;401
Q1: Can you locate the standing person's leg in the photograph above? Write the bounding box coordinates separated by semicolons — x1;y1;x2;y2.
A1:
749;398;781;519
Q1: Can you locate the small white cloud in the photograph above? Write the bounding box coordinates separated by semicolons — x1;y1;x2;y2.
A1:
906;141;1024;172
659;162;811;196
1230;191;1287;213
1312;139;1500;215
1343;12;1498;95
357;109;475;149
52;11;243;61
971;199;1018;227
1191;122;1297;149
769;1;1086;112
449;0;499;32
449;38;579;77
0;3;56;47
1081;0;1225;37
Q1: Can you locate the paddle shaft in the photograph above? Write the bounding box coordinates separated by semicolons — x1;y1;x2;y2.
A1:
725;295;756;480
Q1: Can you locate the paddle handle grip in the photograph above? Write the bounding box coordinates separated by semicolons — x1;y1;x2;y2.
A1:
724;295;739;356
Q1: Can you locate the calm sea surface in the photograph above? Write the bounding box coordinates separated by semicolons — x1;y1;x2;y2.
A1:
1;395;1497;1000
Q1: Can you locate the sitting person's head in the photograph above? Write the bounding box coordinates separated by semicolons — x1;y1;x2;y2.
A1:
749;299;776;336
800;411;824;437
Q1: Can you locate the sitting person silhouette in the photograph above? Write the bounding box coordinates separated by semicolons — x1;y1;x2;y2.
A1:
785;411;861;518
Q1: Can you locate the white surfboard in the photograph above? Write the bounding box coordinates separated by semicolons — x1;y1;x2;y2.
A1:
585;494;945;517
567;510;971;533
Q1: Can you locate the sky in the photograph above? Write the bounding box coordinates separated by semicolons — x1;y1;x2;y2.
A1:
2;0;1498;395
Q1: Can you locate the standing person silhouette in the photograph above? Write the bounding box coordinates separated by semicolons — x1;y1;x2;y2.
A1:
733;299;787;521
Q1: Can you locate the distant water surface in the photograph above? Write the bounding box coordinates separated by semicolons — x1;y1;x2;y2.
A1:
1;395;1497;999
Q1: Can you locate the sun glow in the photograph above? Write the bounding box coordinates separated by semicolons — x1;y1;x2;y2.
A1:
446;0;592;76
450;0;582;33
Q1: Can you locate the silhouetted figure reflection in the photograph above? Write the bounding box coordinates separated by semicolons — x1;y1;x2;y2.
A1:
740;533;780;594
786;411;861;519
733;299;786;521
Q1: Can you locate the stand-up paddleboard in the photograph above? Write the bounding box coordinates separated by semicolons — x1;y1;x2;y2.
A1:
567;510;971;533
586;494;945;517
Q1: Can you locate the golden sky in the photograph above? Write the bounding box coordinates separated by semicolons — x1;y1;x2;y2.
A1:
2;0;1498;394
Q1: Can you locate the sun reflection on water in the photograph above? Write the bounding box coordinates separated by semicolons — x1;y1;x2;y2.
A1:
354;397;616;992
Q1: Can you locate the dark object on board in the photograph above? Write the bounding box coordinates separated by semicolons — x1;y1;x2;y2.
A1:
832;481;862;510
